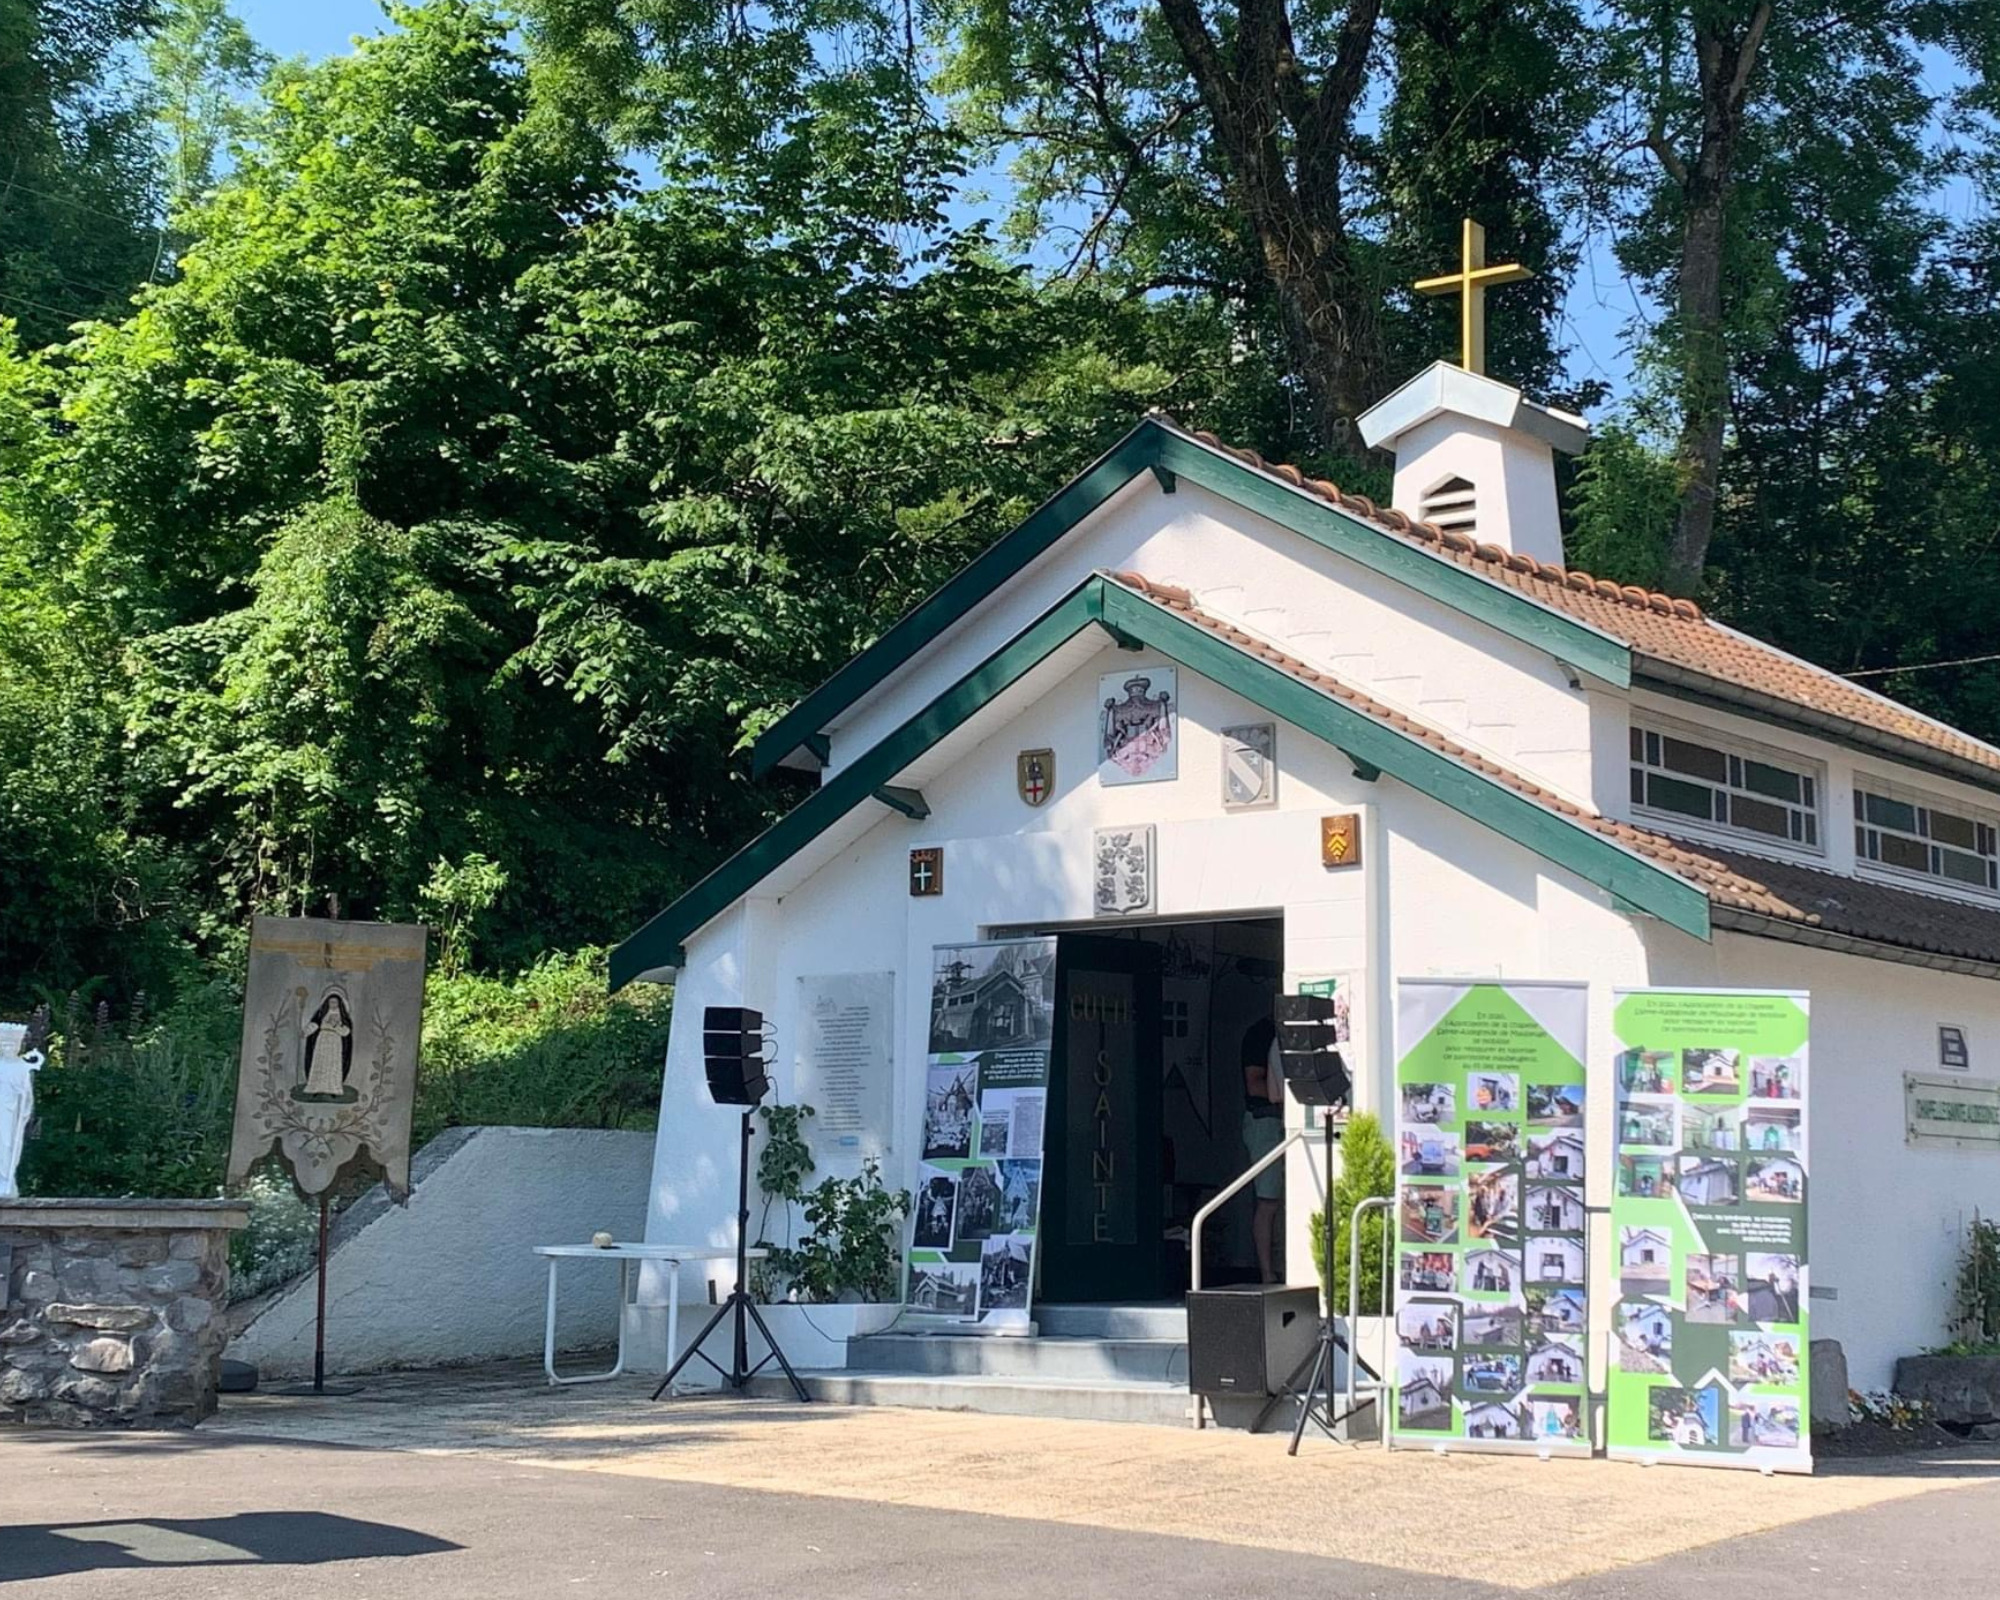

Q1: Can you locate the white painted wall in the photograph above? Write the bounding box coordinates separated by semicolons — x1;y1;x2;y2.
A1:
231;1127;653;1377
1641;925;2000;1389
637;636;1656;1335
821;472;1605;804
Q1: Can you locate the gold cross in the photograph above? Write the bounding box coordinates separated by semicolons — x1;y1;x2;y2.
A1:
1413;219;1533;377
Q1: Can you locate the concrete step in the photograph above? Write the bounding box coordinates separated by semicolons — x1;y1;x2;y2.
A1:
749;1369;1192;1427
847;1333;1188;1384
1035;1303;1188;1341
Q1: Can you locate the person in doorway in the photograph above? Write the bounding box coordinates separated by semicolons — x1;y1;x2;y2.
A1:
1241;1017;1285;1283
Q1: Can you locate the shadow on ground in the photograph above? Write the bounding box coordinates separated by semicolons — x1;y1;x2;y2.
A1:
0;1511;458;1584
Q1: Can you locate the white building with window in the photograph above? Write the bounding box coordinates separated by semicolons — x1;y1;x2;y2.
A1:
611;355;2000;1400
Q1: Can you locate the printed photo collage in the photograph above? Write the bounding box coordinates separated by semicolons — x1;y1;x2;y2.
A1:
1613;1044;1808;1454
906;941;1057;1324
1395;1067;1590;1445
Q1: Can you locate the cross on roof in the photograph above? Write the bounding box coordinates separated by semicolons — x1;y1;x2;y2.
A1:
1413;219;1534;377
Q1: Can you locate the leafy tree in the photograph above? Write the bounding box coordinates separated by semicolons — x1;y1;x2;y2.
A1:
4;0;1247;986
1598;0;2000;593
0;0;164;344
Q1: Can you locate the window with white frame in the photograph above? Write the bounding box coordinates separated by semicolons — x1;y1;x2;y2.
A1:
1628;723;1821;848
1854;782;1999;892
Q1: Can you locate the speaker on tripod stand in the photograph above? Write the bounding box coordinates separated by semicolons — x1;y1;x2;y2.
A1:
650;1006;811;1404
1270;993;1363;1453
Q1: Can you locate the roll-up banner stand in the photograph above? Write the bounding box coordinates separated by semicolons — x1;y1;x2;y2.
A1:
902;940;1056;1331
1392;980;1592;1455
1606;988;1811;1473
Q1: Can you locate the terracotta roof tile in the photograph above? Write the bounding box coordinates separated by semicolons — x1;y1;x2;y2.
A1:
1105;569;2000;967
1159;417;2000;779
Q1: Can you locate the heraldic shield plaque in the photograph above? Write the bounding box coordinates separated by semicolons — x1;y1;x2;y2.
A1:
228;917;427;1200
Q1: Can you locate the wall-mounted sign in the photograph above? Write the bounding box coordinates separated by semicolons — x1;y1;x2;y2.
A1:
1321;813;1362;868
1092;825;1156;917
909;847;944;897
794;971;895;1161
1940;1026;1971;1071
1906;1072;2000;1150
1098;667;1177;785
1221;723;1277;809
1017;748;1055;808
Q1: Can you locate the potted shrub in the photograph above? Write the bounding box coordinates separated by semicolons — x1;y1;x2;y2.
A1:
745;1105;912;1370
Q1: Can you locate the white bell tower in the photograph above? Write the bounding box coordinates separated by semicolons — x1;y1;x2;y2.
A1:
1359;219;1588;568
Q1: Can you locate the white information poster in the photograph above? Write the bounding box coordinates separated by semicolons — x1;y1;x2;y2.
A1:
794;971;895;1162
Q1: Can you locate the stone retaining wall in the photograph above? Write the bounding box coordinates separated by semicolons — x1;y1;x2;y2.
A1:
1;1199;248;1428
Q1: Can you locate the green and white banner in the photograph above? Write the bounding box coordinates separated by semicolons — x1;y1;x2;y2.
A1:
903;939;1055;1330
1607;989;1811;1473
1392;980;1592;1454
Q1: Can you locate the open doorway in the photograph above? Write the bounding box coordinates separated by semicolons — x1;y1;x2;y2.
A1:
1025;916;1283;1303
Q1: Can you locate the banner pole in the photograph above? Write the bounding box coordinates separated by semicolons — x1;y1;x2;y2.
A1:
313;1193;329;1394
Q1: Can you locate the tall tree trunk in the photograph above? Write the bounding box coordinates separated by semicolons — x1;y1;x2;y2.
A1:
1653;3;1771;593
1156;0;1384;455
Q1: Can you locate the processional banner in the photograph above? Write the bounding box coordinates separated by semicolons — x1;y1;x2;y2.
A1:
228;917;427;1199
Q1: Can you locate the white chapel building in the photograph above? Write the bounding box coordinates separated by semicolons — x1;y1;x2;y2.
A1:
613;358;2000;1394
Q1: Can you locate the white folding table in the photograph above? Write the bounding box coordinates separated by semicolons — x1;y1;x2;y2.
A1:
533;1242;765;1387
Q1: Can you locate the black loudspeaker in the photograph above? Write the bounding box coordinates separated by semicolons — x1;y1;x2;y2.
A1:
702;1005;770;1106
1276;994;1350;1107
1186;1285;1319;1397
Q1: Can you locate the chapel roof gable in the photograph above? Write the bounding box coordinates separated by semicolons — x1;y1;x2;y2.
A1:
752;413;2000;796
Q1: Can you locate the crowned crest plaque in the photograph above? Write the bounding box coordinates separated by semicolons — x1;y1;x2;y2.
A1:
1098;667;1177;786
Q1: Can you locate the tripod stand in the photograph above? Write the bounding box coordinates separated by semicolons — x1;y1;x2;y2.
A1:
652;1110;811;1403
1284;1107;1376;1454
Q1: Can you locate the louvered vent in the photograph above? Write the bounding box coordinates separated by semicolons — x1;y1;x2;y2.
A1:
1421;475;1478;537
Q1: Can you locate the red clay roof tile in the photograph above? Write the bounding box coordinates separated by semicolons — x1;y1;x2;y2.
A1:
1104;569;2000;961
1161;418;2000;779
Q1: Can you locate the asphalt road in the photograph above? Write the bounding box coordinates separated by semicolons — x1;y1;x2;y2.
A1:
5;1427;2000;1599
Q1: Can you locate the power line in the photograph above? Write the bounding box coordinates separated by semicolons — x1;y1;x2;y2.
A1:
1845;651;2000;680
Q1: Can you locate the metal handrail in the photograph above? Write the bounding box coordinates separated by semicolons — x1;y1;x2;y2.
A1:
1186;1125;1309;1430
1344;1194;1395;1448
1189;1125;1310;1294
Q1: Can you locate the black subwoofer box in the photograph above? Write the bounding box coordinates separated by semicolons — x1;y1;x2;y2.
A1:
1186;1284;1318;1396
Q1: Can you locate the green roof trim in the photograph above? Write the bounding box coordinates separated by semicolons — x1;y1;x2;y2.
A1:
611;582;1109;990
749;418;1632;777
612;575;1704;988
1095;583;1708;943
750;427;1159;777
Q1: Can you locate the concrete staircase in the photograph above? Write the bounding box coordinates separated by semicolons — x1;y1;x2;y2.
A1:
750;1304;1193;1426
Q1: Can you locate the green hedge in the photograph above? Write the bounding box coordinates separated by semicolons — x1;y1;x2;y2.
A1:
19;948;671;1200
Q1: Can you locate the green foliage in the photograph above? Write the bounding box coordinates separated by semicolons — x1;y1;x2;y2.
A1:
1949;1214;2000;1348
0;0;163;345
411;949;672;1144
757;1158;913;1305
227;1167;318;1302
19;949;669;1198
755;1103;817;1205
18;987;241;1199
754;1103;911;1303
1307;1112;1396;1315
1566;423;1678;590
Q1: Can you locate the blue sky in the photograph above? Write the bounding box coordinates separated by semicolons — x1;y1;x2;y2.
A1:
232;0;1658;401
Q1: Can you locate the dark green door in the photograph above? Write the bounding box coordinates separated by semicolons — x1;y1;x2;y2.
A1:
1041;935;1164;1303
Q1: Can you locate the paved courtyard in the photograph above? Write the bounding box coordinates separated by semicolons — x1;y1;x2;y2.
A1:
4;1366;2000;1596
